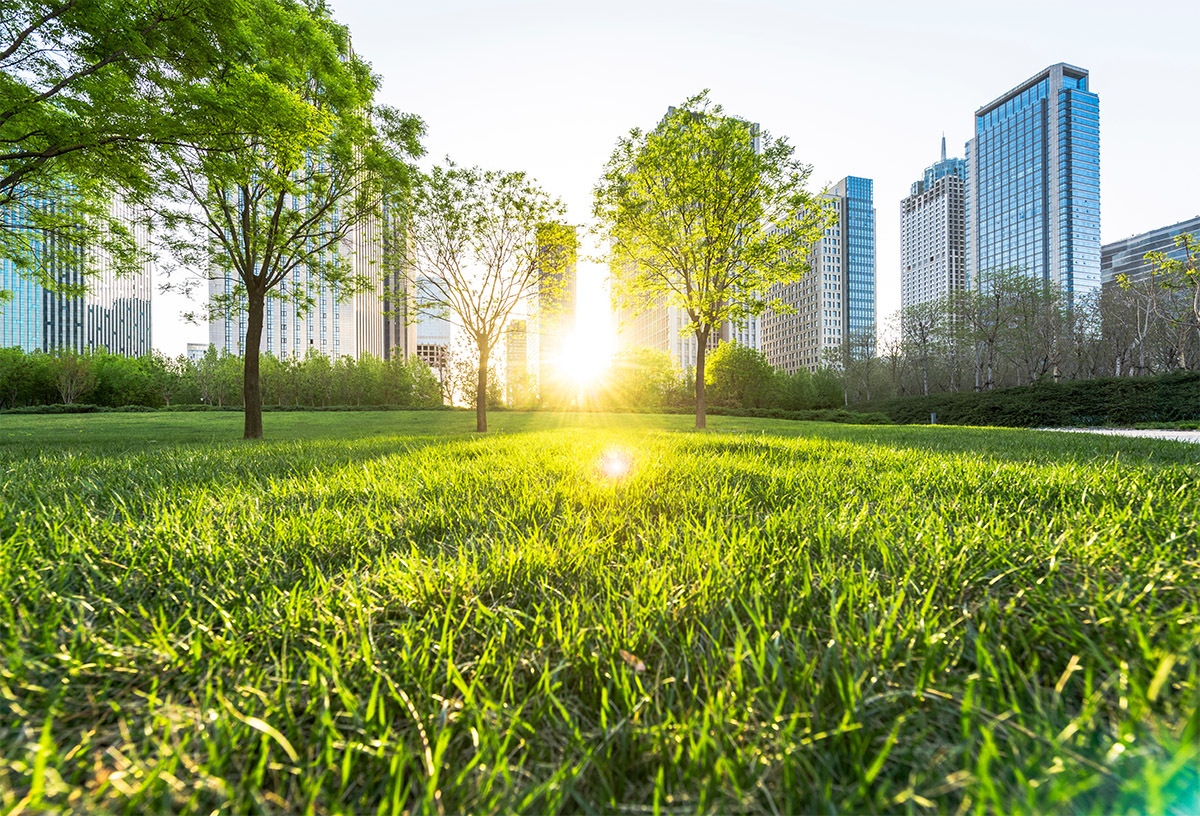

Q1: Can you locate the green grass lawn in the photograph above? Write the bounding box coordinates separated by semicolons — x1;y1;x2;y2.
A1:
1;412;1197;814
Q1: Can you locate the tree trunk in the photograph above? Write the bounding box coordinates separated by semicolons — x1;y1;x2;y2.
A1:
476;342;489;433
694;329;709;430
243;291;265;440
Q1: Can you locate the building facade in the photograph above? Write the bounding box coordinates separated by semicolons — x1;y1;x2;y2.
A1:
534;223;578;402
0;196;151;355
901;138;967;310
761;177;875;375
965;63;1100;305
505;318;530;405
1101;215;1200;288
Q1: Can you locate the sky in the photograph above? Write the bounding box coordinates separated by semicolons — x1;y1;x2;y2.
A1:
154;0;1200;356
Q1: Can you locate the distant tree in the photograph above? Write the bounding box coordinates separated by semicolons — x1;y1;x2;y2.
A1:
154;1;424;438
406;163;563;431
50;350;96;404
594;90;830;428
900;300;942;397
706;342;774;409
1132;233;1200;369
604;347;680;410
769;369;816;411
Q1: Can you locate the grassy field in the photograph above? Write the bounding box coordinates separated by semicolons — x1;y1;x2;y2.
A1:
0;411;1197;814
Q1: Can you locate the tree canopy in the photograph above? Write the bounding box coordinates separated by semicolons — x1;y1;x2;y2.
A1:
594;90;830;427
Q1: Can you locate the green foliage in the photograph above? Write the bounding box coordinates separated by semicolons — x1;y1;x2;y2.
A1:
705;342;774;409
862;371;1200;427
0;0;260;294
598;347;684;411
594;91;831;426
0;412;1196;812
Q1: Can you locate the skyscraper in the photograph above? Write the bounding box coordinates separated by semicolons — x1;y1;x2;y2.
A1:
1101;215;1200;288
965;63;1100;305
761;176;875;374
534;222;577;402
901;138;967;310
0;196;151;355
505;318;529;405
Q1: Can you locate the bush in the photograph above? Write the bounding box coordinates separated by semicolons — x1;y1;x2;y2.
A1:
858;372;1200;427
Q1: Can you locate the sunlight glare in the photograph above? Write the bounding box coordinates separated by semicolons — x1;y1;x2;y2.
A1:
597;448;632;481
557;330;612;388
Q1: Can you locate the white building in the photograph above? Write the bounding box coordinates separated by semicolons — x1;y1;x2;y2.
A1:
900;138;968;311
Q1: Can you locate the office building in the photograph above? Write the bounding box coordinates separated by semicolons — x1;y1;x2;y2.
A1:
0;195;151;355
965;63;1100;306
186;343;208;362
505;318;530;405
1101;215;1200;287
412;276;451;373
382;209;417;361
534;223;577;402
761;176;876;374
901;137;968;310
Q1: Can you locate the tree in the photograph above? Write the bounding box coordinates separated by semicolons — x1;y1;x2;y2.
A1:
1134;233;1200;368
594;91;829;428
0;0;274;297
49;349;95;404
604;347;680;411
900;300;942;396
154;1;424;438
706;342;774;409
407;163;563;432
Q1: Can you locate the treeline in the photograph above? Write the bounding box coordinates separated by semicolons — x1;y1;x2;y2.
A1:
0;347;441;410
556;345;849;412
827;262;1200;404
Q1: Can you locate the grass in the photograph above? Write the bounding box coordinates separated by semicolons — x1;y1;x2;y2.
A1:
0;411;1197;814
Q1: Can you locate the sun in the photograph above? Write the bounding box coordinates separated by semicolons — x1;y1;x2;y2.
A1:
556;330;613;388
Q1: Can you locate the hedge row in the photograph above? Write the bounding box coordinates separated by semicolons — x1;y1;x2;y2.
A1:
1;402;890;425
857;372;1200;427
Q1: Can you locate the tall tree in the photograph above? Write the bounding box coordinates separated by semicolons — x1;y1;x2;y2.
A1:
0;0;267;297
406;163;563;432
1134;232;1200;366
154;1;424;438
594;91;829;428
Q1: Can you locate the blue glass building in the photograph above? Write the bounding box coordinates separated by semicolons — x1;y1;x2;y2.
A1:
966;63;1100;306
834;176;876;351
1;196;151;355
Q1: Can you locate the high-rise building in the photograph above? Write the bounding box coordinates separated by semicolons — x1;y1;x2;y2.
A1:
209;211;386;360
534;223;577;402
381;210;417;362
901;137;967;310
1101;215;1200;288
186;343;208;363
0;196;151;355
965;63;1100;305
616;294;724;372
505;318;529;405
412;276;451;373
761;176;875;374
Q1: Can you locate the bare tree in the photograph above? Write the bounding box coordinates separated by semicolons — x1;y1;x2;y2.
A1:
407;163;563;432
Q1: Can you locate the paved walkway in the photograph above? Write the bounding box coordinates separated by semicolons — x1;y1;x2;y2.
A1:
1047;428;1200;444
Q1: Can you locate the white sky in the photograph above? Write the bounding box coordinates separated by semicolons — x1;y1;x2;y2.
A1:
153;0;1200;356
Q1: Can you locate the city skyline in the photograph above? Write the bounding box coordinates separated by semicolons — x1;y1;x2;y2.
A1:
141;0;1199;357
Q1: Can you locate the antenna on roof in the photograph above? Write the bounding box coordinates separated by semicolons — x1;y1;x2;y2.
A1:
941;133;946;161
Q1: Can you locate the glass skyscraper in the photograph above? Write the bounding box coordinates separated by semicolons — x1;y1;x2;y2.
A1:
1;196;151;355
966;63;1100;306
761;176;875;373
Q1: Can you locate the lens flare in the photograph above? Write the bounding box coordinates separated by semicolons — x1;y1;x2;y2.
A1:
597;448;632;480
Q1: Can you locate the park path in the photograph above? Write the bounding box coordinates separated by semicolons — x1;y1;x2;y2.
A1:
1048;428;1200;444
